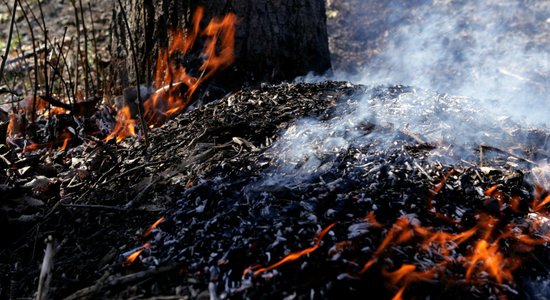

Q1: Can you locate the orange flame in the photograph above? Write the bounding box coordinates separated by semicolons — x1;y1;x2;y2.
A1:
6;112;18;137
107;7;237;142
533;194;550;212
359;185;550;292
105;106;136;143
143;216;165;238
465;239;515;283
60;131;72;151
364;211;384;228
328;240;353;256
7;95;79;151
22;143;41;153
427;169;461;224
125;248;145;266
415;225;477;257
360;216;413;274
44;106;67;117
124;242;152;266
248;223;335;276
383;264;436;300
510;195;522;212
21;96;49;115
484;184;506;211
391;286;406;300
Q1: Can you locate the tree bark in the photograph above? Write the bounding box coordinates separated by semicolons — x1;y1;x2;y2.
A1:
108;0;331;97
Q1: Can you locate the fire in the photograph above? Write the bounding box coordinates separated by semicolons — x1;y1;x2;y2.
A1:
465;239;514;284
415;225;477;256
363;211;384;228
360;216;413;274
60;130;72;151
122;217;166;266
19;96;49;115
44;106;67;117
358;213;514;297
61;136;70;151
532;185;550;212
484;184;506;211
106;7;237;142
356;183;550;297
240;173;550;297
123;242;152;266
104;106;136;143
22;143;41;153
245;223;335;277
143;216;165;238
391;287;406;300
383;264;436;299
6;112;18;137
6;95;74;151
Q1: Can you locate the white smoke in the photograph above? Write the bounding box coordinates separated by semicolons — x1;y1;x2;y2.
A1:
283;0;550;180
357;0;550;126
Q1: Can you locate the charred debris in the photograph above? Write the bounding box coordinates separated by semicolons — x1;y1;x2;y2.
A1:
1;81;550;299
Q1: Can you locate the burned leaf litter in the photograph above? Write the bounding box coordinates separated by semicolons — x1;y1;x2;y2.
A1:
1;81;550;299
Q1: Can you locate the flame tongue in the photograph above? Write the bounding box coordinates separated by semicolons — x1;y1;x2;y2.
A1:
105;106;137;143
246;223;336;277
124;242;152;266
143;216;165;238
357;185;550;298
123;216;165;267
106;7;237;143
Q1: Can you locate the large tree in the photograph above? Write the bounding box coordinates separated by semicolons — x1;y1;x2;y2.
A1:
108;0;331;97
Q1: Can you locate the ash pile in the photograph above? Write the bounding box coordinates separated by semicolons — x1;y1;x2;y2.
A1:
116;82;549;299
2;81;550;299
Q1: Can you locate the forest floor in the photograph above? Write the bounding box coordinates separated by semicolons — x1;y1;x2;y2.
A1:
0;1;549;299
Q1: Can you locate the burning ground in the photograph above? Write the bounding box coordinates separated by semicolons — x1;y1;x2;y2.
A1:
1;81;549;299
1;0;550;299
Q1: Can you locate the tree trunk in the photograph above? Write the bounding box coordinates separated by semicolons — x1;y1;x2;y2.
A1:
108;0;331;97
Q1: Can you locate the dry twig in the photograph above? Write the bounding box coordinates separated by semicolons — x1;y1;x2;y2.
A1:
36;236;55;300
62;265;178;300
480;144;537;165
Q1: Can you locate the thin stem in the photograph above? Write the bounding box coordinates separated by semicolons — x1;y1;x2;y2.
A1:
70;0;80;101
78;0;90;98
19;0;39;128
49;27;68;95
37;0;50;102
57;37;76;107
20;0;74;87
143;0;151;86
47;60;71;102
0;0;18;84
13;7;29;96
116;0;149;147
88;1;101;94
